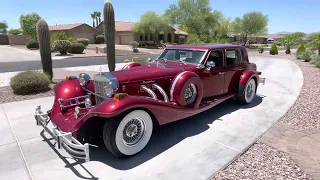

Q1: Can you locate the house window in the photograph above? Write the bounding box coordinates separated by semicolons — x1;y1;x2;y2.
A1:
145;35;148;41
150;34;153;41
139;35;143;41
226;49;242;66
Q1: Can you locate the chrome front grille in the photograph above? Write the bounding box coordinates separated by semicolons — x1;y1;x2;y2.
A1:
93;72;119;104
94;80;108;104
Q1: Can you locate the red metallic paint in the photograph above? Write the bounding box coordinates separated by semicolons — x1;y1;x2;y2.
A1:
121;62;142;70
48;44;263;136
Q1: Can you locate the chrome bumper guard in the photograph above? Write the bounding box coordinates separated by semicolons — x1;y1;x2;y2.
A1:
35;105;90;162
259;78;266;85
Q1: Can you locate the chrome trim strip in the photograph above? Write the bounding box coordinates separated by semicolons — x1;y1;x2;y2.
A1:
140;85;157;100
152;84;169;102
35;106;90;162
169;71;188;102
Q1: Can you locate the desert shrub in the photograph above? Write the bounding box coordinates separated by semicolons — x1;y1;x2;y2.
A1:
310;54;320;68
26;39;39;49
50;31;68;43
96;35;105;44
269;44;278;55
52;40;72;55
129;41;139;52
68;43;85;54
10;71;50;95
77;38;89;47
257;46;264;53
68;36;77;43
146;41;154;46
124;59;130;63
297;44;306;54
302;50;312;62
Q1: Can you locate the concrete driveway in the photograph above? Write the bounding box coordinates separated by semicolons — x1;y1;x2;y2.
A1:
0;45;41;62
0;56;303;180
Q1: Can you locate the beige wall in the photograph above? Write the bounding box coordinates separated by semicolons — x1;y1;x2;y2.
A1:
8;35;30;45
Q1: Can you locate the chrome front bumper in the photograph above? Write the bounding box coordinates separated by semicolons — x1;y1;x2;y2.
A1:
259;78;266;85
34;105;90;162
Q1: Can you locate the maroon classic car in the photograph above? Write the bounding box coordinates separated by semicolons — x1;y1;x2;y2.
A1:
35;44;265;161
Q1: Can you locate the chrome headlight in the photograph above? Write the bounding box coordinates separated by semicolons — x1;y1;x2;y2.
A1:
79;73;91;87
94;72;119;103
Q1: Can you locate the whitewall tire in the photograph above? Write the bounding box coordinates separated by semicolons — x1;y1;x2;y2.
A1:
103;110;153;157
237;78;256;104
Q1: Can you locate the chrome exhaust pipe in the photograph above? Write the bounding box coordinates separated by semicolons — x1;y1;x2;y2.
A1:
140;85;157;100
152;84;169;102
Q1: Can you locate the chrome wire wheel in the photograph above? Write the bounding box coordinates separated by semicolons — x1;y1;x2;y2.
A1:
184;83;197;105
114;110;153;156
244;79;256;103
122;118;146;146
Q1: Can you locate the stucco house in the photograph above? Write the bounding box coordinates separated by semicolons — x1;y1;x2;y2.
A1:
96;21;188;45
49;23;100;44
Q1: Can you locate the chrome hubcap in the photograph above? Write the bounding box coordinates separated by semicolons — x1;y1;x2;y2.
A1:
122;118;145;146
185;83;197;104
245;81;255;100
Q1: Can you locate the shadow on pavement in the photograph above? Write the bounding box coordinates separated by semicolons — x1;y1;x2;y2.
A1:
90;95;264;170
40;95;264;179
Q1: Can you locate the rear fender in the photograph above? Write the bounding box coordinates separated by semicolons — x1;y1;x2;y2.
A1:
238;70;259;96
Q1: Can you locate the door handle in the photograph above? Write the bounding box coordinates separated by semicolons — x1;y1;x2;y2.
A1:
219;72;225;75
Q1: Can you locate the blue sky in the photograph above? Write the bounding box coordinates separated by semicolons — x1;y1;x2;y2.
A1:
1;0;319;34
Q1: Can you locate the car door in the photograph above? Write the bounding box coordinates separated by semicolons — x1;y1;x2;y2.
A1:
223;48;244;94
196;49;225;98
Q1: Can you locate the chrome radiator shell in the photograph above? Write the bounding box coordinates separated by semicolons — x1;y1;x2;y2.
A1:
93;72;119;104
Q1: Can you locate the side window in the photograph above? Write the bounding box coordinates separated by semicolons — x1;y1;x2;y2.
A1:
206;50;224;68
226;49;242;66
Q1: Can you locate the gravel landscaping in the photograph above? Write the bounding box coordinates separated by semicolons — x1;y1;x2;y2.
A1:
212;58;320;180
212;142;313;180
0;79;62;104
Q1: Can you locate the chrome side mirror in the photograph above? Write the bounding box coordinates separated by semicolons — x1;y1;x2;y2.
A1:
206;61;215;70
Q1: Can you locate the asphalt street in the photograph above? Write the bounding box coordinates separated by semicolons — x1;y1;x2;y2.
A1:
0;54;160;73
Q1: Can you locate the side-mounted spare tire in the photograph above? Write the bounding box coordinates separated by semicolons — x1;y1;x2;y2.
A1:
169;71;203;108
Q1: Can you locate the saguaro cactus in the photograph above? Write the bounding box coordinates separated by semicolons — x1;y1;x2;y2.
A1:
103;0;116;72
36;19;53;80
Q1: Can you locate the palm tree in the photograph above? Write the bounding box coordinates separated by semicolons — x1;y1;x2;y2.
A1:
308;33;320;55
279;32;305;54
94;11;99;27
96;12;102;24
91;13;96;28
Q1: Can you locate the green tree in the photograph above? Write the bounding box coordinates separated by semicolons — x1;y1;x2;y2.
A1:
132;11;170;44
215;16;233;40
8;28;22;35
307;32;320;55
278;32;305;54
0;21;8;34
19;13;41;40
96;11;102;24
164;0;222;42
232;11;268;45
91;13;96;27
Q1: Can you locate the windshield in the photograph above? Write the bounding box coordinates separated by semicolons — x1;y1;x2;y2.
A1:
157;49;206;64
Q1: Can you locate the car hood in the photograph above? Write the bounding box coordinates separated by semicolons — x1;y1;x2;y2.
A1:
110;62;194;83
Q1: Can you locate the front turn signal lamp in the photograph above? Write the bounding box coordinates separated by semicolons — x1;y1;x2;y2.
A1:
114;93;128;100
65;76;77;80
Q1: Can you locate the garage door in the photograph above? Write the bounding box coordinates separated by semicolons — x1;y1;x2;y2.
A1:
115;35;120;44
120;35;133;45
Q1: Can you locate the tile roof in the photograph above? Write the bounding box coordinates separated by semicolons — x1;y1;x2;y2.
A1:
97;21;188;35
172;27;188;35
48;23;84;31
